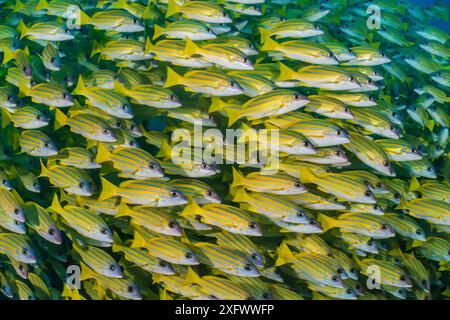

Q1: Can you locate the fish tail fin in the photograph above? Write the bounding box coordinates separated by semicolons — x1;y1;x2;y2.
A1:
18;83;30;97
183;37;200;56
299;167;316;184
317;213;337;233
49;193;64;215
258;27;271;44
35;0;49;11
180;196;203;218
208;96;226;113
409;176;421;192
395;192;408;210
260;33;279;51
166;0;182;18
232;187;250;203
144;37;155;55
115;202;132;218
411;240;423;249
72;74;87;96
388;247;404;258
112;232;124;252
62;284;82;300
95;142;111;163
80;262;96;281
113;80;130;96
98;177;118;201
115;0;127;9
39;159;50;178
17;21;28;40
54;109;68;129
1;110;12;129
276;62;295;82
131;231;148;248
2;46;16;64
275;242;295;266
231;167;246;189
79;10;90;25
184;267;201;284
14;0;25;13
156;139;172;159
163;66;183;88
152;24;163;40
226;108;241;126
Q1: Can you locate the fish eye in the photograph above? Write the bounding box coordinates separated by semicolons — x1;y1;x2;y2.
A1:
328;52;333;58
244;264;253;271
394;192;400;199
102;128;110;135
201;163;209;169
399;274;408;282
427;167;433;172
127;286;135;293
337;268;345;275
373;204;380;210
364;190;372;197
314;24;319;29
22;66;27;72
380;224;389;230
169;191;179;198
185;252;193;259
345;288;353;295
78;182;85;189
129;140;136;146
294;182;303;188
296;211;304;217
36;115;42;121
206;190;214;197
331;275;339;282
335;150;343;156
411;148;417;153
383;160;390;167
243;57;248;63
169;94;176;101
64;28;69;33
343;107;350;113
230;81;237;87
222;12;227;17
293;93;300;100
376;182;382;188
248;222;257;229
100;227;108;235
416;229;423;235
206;27;212;33
44;141;50;148
350;268;357;274
21;248;29;256
303;141;311;147
435;145;443;151
48;228;56;236
248;43;253;48
132;18;138;24
121;104;128;110
109;265;116;271
149;162;157;169
262;292;271;299
14;220;20;226
250;253;258;260
168;221;177;229
159;261;168;267
31;80;37;86
336;129;343;136
50;57;55;63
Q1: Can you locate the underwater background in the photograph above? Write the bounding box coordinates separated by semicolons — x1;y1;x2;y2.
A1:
0;0;448;300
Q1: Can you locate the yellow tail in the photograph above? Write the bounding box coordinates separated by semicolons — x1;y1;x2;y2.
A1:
54;109;68;130
276;62;295;82
183;37;200;56
72;74;87;96
317;213;338;233
163;67;184;88
95;142;112;163
166;0;182;18
98;177;118;201
152;24;164;40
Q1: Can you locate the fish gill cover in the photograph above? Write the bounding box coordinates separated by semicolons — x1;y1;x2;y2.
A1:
0;0;448;300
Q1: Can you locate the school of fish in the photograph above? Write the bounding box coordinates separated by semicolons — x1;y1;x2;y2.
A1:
0;0;448;300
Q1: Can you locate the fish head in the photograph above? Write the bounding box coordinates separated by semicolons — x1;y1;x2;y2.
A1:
44;226;63;245
201;189;221;204
157;189;188;207
154;259;175;275
16;245;37;264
